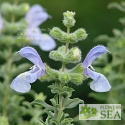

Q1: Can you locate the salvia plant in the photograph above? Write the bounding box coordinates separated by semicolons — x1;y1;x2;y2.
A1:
10;11;111;125
0;1;56;125
85;1;125;125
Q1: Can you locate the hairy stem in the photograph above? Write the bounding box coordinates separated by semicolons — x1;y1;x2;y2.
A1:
61;27;70;72
57;27;70;123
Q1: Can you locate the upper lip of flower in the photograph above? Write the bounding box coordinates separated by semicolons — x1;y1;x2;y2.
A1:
82;45;111;92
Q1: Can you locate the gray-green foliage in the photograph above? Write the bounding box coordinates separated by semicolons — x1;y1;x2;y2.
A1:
32;11;88;125
0;1;46;125
89;1;125;125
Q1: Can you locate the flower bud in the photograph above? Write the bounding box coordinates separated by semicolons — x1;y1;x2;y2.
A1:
58;46;67;53
59;73;70;83
66;47;81;63
50;27;67;43
49;51;63;61
70;73;83;85
63;11;76;28
67;29;87;44
18;3;30;15
74;28;88;41
68;33;77;43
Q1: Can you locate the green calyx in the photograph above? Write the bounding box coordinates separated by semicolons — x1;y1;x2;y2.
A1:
49;46;81;64
40;63;85;85
50;27;87;44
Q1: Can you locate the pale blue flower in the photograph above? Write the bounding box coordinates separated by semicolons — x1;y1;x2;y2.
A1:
82;45;111;92
25;27;56;51
25;4;50;27
37;33;56;51
25;5;56;51
10;47;45;93
0;14;3;31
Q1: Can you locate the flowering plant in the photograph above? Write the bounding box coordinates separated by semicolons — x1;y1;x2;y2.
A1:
0;1;55;124
10;11;111;124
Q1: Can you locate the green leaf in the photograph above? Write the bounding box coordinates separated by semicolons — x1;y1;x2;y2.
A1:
63;96;84;109
50;95;58;107
62;86;74;97
31;100;55;111
61;118;73;125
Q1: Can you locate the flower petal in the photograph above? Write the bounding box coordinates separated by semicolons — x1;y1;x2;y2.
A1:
39;34;56;51
90;73;111;92
25;27;43;45
0;14;3;31
10;72;32;93
19;47;45;69
29;65;45;77
10;66;45;93
84;68;100;81
83;45;106;68
25;4;50;27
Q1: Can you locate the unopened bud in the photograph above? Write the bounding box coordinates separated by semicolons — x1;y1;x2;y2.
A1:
63;11;76;28
18;3;30;15
59;73;70;83
70;74;83;85
66;47;81;63
74;28;88;41
50;27;67;43
49;51;63;61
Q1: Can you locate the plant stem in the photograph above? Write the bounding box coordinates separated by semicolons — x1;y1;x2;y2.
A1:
61;27;70;72
57;27;70;123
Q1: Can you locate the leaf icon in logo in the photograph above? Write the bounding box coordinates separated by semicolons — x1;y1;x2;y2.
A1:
91;107;98;114
80;105;90;115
